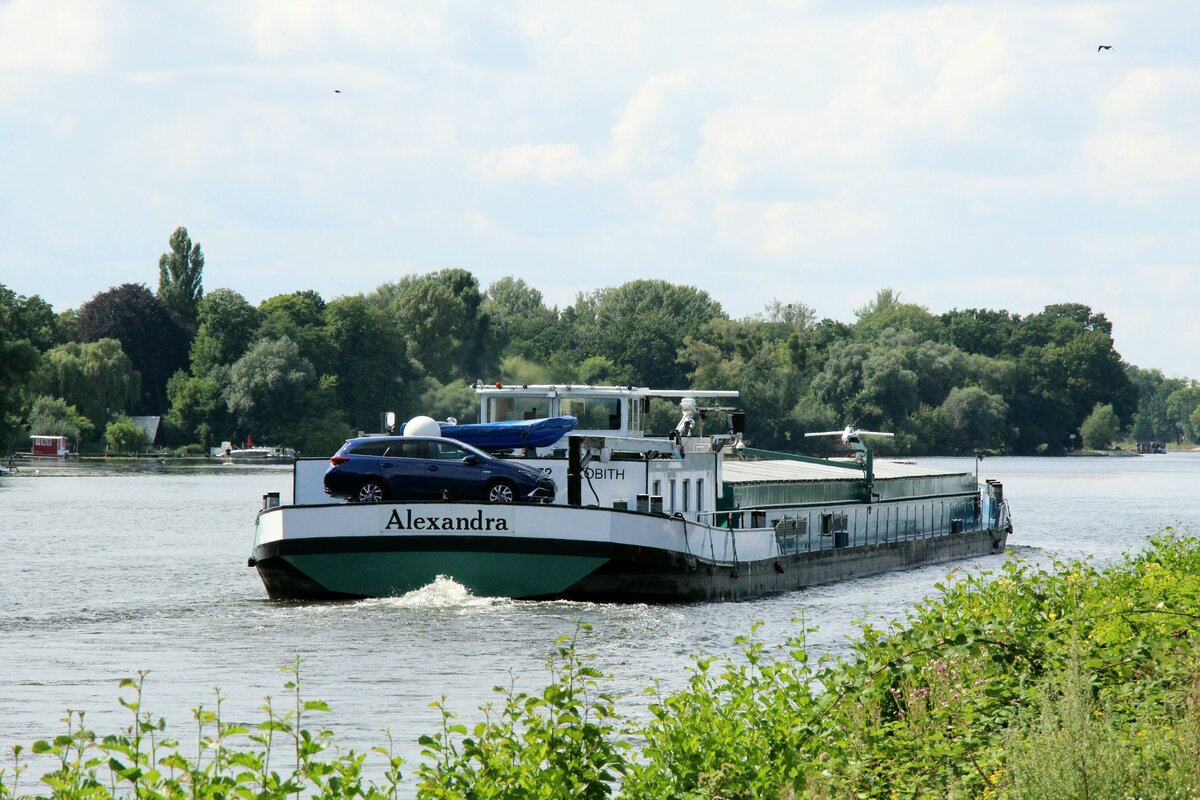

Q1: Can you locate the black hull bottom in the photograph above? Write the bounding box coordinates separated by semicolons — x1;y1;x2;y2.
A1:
549;527;1007;603
254;556;362;601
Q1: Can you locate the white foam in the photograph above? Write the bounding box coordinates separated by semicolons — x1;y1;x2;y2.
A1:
365;575;508;609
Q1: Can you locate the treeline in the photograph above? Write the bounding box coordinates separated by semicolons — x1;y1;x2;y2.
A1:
2;227;1198;456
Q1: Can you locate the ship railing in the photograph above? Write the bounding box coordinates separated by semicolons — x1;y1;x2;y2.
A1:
700;496;988;557
687;513;741;566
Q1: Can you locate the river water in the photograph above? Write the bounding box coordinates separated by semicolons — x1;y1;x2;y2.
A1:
2;453;1199;779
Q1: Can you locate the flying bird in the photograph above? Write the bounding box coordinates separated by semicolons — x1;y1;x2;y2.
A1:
334;89;342;93
1098;44;1113;51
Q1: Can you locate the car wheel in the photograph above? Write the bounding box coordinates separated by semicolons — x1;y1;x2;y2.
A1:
355;479;387;503
487;480;516;504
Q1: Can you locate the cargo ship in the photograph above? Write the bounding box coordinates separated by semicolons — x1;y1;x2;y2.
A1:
249;384;1011;602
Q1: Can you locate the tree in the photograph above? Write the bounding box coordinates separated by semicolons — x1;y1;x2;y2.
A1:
484;277;559;360
853;289;943;341
163;370;230;448
1164;386;1200;443
0;284;42;452
997;304;1136;453
566;280;725;388
324;295;416;431
498;355;556;386
33;339;140;434
940;308;1018;358
372;269;502;382
858;347;920;427
75;284;190;415
190;289;260;377
0;285;59;351
761;298;816;329
941;386;1008;452
1080;403;1120;450
157;227;205;327
1126;366;1184;444
223;336;316;440
809;340;873;422
418;379;480;424
105;415;148;453
1013;302;1112;350
678;313;818;449
288;375;353;456
257;291;337;378
577;356;628;386
27;396;94;443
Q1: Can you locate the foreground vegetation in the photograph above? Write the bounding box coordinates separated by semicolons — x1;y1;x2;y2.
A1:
6;532;1200;798
5;227;1200;458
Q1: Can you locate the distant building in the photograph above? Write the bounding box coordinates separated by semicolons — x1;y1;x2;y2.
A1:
129;416;164;447
30;435;69;457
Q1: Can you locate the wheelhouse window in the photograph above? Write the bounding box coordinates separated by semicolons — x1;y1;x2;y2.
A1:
682;479;690;512
559;396;621;430
486;396;547;422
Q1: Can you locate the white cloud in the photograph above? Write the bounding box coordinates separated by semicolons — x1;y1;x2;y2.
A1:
1100;67;1200;130
711;197;883;259
245;0;449;59
0;0;112;73
478;143;593;182
474;69;698;185
609;70;696;174
1081;132;1200;202
1079;67;1200;202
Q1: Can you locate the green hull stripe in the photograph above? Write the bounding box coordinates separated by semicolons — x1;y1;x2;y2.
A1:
284;551;608;598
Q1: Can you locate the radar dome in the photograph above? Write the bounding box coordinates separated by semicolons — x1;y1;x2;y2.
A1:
403;416;441;437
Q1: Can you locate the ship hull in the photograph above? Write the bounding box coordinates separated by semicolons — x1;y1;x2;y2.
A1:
251;501;1008;603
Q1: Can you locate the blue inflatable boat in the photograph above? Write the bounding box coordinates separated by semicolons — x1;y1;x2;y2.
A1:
438;416;578;450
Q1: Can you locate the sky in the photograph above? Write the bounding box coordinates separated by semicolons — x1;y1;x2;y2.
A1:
1;1;1198;377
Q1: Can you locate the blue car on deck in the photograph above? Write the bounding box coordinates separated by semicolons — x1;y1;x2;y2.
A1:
324;436;557;504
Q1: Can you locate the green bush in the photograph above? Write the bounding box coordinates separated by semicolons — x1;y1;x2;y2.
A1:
104;415;147;453
1080;402;1120;449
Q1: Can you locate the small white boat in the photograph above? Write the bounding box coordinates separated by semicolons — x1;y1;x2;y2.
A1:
214;441;296;464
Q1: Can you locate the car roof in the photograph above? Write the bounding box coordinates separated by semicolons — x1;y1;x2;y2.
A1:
347;435;462;444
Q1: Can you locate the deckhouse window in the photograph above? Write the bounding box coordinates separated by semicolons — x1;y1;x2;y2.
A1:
558;396;621;430
487;396;546;422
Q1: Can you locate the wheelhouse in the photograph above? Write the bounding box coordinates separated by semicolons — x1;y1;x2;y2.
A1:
475;383;740;441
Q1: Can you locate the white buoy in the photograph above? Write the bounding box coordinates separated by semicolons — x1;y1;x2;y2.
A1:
403;416;441;437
